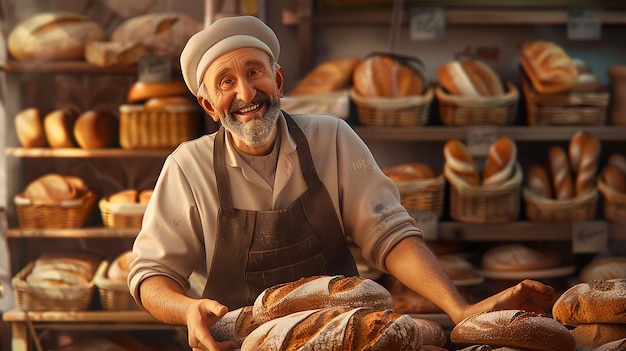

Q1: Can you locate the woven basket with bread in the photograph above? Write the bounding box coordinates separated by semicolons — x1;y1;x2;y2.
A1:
99;189;152;228
596;153;626;222
383;162;445;218
523;131;600;222
350;52;433;126
444;138;522;223
94;251;140;311
435;59;519;126
15;173;96;229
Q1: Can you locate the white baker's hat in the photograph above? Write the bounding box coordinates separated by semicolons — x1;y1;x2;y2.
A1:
180;15;280;96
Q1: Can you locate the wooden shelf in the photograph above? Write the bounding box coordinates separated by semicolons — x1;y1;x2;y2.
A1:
1;60;180;75
6;227;139;238
4;147;172;158
2;309;157;324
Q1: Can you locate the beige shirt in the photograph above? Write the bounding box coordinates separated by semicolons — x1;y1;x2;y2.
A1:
128;112;423;305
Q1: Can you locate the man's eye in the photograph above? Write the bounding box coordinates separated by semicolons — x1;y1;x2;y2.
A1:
220;78;234;88
249;69;260;77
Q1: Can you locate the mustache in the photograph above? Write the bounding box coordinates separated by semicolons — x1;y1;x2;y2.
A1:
230;91;270;113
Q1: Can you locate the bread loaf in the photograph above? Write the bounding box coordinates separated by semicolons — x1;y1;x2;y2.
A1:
596;338;626;351
580;257;626;282
572;73;603;92
111;13;203;56
108;189;139;203
8;12;105;60
519;40;579;94
127;80;189;103
144;96;195;111
241;307;423;351
43;109;79;148
450;309;576;351
525;164;553;198
138;190;153;204
85;41;149;67
608;153;626;176
210;306;260;347
571;323;626;348
290;58;360;96
383;162;436;182
15;108;47;148
22;173;88;204
437;60;504;97
481;244;560;272
601;165;626;194
548;146;575;200
552;279;626;326
107;250;134;282
353;53;427;98
252;275;394;324
575;135;601;195
73;110;118;149
482;137;517;186
569;130;593;173
444;139;479;186
411;317;446;347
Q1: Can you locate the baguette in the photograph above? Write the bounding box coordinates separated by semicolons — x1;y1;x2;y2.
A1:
525;164;553;198
252;275;394;324
575;134;601;196
437;59;504;97
290;58;360;96
209;306;260;347
548;146;574;200
482;137;517;186
443;139;479;186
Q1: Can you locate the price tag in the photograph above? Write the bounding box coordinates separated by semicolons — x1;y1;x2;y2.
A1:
568;9;602;40
409;7;445;41
408;210;439;240
572;221;608;253
466;126;499;157
138;54;172;83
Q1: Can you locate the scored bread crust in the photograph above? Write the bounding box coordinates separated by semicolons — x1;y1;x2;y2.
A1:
252;275;394;324
290;58;360;96
210;306;260;347
443;139;479;186
482;137;517;186
552;279;626;326
548;146;575;200
575;136;601;196
438;60;504;97
450;309;576;351
519;40;579;94
525;165;553;199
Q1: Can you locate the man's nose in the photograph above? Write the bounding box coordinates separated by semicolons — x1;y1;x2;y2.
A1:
236;79;256;102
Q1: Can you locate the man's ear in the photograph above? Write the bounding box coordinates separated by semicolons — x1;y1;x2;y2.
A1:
276;65;284;98
197;96;220;122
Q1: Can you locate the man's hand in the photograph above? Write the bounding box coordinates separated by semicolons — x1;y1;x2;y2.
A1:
186;299;237;351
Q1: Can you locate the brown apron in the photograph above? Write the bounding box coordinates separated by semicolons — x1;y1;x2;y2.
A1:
203;112;358;309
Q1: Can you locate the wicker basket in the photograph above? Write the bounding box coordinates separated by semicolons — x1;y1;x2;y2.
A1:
12;261;102;311
435;81;519;126
523;187;598;222
522;79;609;126
394;175;445;218
94;261;140;311
597;180;626;222
119;104;203;149
349;87;433;126
14;191;97;229
99;198;147;228
445;163;522;223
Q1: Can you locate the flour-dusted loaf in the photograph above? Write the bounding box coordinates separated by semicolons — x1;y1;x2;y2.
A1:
252;275;394;324
241;307;423;351
411;317;446;347
552;279;626;326
481;244;561;272
571;323;626;349
209;306;260;347
450;309;576;351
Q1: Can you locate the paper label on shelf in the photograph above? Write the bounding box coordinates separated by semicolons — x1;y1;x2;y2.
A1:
410;7;445;41
568;9;602;40
139;54;172;83
572;220;608;253
466;126;499;157
408;210;438;240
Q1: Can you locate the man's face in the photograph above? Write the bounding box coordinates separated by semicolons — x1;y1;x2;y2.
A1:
199;47;284;150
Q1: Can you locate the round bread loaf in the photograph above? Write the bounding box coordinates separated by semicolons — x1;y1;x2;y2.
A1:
579;257;626;282
481;244;561;272
353;53;426;98
44;109;79;148
241;307;423;351
596;338;626;351
73;110;118;149
571;323;626;348
252;275;394;324
552;279;626;326
525;164;553;198
15;108;47;148
450;309;576;351
444;139;479;186
383;162;436;182
482;137;517;186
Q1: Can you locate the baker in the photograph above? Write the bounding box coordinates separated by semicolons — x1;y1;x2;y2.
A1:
128;15;555;351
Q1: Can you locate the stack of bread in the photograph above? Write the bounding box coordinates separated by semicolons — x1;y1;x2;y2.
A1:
552;279;626;349
15;107;119;149
99;189;153;228
597;153;626;221
209;275;447;350
382;162;445;217
523;130;600;222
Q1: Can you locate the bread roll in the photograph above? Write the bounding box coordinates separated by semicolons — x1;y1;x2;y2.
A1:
73;110;118;149
353;53;426;98
210;306;260;347
241;307;423;351
481;244;560;271
596;338;626;351
548;146;574;200
571;323;626;348
383;162;436;182
443;139;479;186
107;250;134;282
252;275;394;324
290;58;360;96
85;41;149;67
111;13;203;57
607;153;626;176
127;80;188;103
437;60;504;97
15;108;47;148
8;12;105;60
525;164;553;198
482;137;517;186
450;309;576;351
552;279;626;326
411;317;446;347
580;257;626;282
519;40;579;94
575;135;601;195
44;109;79;148
601;165;626;194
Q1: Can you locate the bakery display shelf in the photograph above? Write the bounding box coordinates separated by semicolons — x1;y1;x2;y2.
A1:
6;227;139;238
1;60;180;75
2;309;157;324
4;147;172;158
353;126;626;142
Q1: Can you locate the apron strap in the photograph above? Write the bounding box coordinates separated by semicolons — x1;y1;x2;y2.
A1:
214;127;234;216
283;111;322;194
